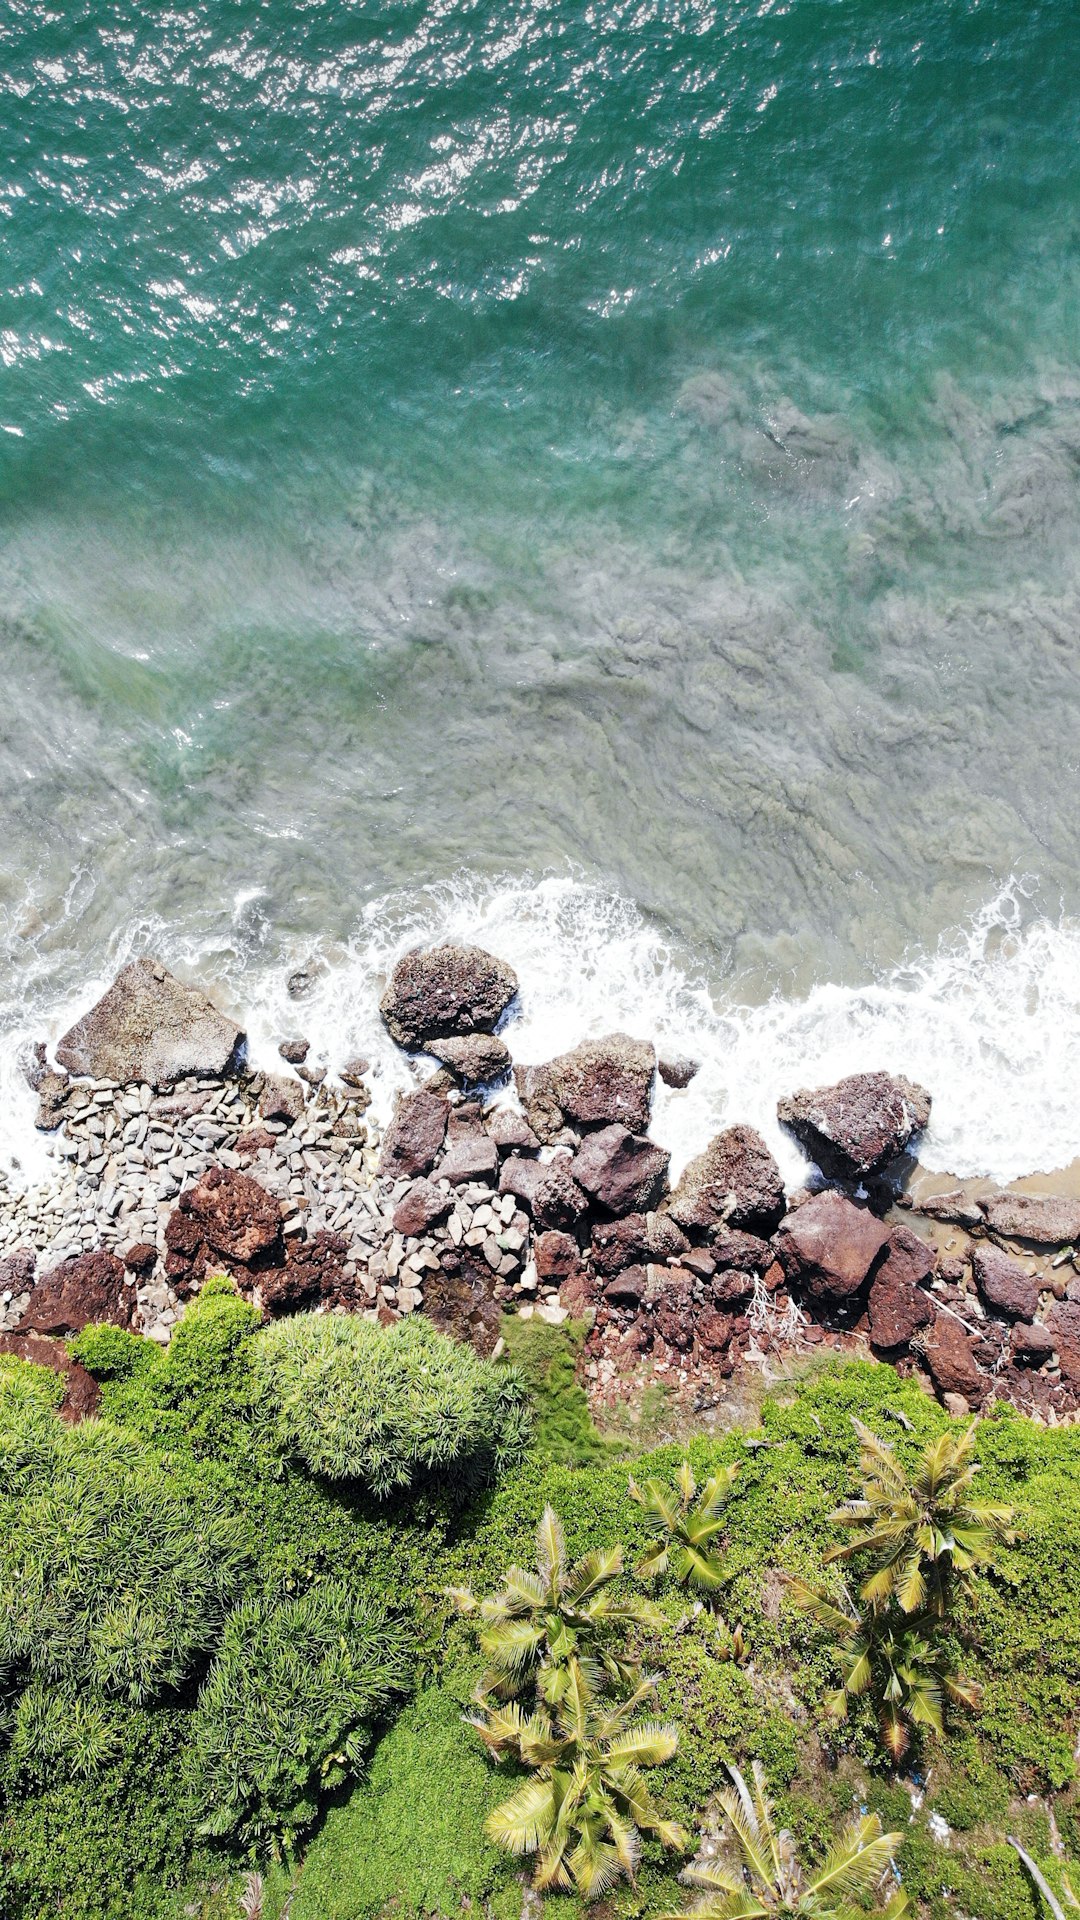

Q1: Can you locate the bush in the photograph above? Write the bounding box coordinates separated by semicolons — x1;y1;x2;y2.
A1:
188;1583;410;1855
254;1313;531;1495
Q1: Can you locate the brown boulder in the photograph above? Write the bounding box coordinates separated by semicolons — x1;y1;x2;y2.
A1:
532;1158;589;1233
866;1227;936;1349
1011;1321;1055;1366
515;1034;655;1143
534;1232;582;1283
0;1247;35;1295
777;1071;931;1181
1044;1300;1080;1383
124;1242;157;1275
35;1071;70;1130
603;1265;648;1305
668;1125;785;1236
380;945;518;1050
711;1267;755;1306
658;1054;698;1089
17;1251;133;1336
393;1179;454;1238
499;1155;546;1208
571;1126;670;1217
0;1331;100;1421
485;1107;540;1153
55;956;244;1086
590;1211;688;1276
972;1245;1040;1321
278;1038;310;1064
708;1224;772;1271
258;1074;305;1124
259;1231;349;1316
165;1166;283;1291
339;1056;370;1087
439;1133;500;1185
378;1089;449;1180
979;1192;1080;1246
773;1190;890;1302
426;1034;512;1085
696;1308;734;1357
923;1314;985;1405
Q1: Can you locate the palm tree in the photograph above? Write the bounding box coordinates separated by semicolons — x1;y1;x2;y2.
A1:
628;1458;741;1596
824;1420;1012;1618
449;1505;661;1706
663;1761;906;1920
474;1661;686;1897
788;1579;980;1762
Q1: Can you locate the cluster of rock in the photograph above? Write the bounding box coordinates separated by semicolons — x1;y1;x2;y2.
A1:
3;943;1080;1427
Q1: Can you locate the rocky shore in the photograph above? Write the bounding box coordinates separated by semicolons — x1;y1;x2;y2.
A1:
4;943;1080;1426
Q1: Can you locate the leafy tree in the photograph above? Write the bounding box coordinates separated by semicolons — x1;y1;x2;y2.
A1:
787;1582;979;1762
474;1661;685;1896
450;1504;661;1706
628;1458;741;1594
824;1420;1012;1617
662;1760;905;1920
189;1583;409;1856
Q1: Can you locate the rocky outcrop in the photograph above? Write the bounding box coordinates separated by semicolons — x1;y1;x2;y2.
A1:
426;1034;512;1085
570;1126;669;1217
17;1250;134;1335
773;1190;890;1302
378;1089;449;1181
972;1245;1040;1321
923;1314;985;1407
866;1226;936;1349
515;1035;655;1142
55;957;244;1086
668;1125;785;1236
380;945;518;1049
978;1192;1080;1246
777;1071;931;1181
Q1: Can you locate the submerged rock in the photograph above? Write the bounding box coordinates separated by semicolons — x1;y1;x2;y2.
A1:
380;945;518;1049
668;1124;785;1236
515;1034;655;1143
777;1071;931;1181
657;1053;699;1089
55;956;245;1086
774;1189;890;1302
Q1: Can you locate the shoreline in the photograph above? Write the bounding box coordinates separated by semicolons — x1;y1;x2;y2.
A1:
4;946;1080;1429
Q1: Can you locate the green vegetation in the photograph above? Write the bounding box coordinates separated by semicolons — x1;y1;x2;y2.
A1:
629;1457;741;1593
1;1312;1079;1920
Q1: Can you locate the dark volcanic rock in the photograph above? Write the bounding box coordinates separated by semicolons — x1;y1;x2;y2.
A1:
774;1190;890;1302
0;1331;100;1421
603;1265;648;1306
18;1250;133;1336
534;1231;582;1284
1011;1320;1055;1366
0;1247;35;1295
668;1125;785;1236
393;1179;454;1238
378;1089;449;1180
515;1034;655;1143
258;1074;305;1124
259;1231;349;1316
278;1038;310;1064
979;1192;1080;1246
710;1267;755;1306
426;1033;512;1085
657;1054;699;1089
380;944;518;1049
485;1107;540;1153
571;1125;670;1217
709;1224;772;1271
695;1308;734;1357
972;1245;1040;1321
1044;1300;1080;1382
123;1242;157;1275
55;956;244;1086
590;1211;688;1277
777;1070;931;1181
165;1165;283;1291
923;1314;985;1405
867;1226;936;1348
425;1252;501;1354
532;1157;589;1233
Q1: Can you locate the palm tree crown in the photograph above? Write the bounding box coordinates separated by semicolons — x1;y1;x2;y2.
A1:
663;1761;905;1920
628;1457;741;1594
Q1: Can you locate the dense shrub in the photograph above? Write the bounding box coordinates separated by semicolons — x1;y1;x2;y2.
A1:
189;1582;410;1855
254;1312;531;1494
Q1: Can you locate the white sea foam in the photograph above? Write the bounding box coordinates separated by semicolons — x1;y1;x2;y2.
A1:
4;874;1079;1194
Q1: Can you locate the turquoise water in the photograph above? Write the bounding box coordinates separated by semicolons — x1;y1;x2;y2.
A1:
2;0;1080;1141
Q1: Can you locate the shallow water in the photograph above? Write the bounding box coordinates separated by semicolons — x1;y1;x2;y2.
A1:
2;0;1080;1179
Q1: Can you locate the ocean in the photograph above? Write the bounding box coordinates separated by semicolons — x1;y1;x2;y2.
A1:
2;0;1080;1183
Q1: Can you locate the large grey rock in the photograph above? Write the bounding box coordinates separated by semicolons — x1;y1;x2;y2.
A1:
55;957;244;1086
668;1124;785;1236
380;944;518;1049
515;1034;655;1143
777;1071;931;1181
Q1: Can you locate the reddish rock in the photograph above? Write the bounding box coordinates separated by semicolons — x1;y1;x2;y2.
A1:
393;1179;454;1238
339;1056;370;1087
236;1127;277;1156
440;1133;500;1185
681;1248;716;1279
777;1071;931;1181
515;1034;656;1143
590;1212;689;1276
866;1225;936;1349
972;1245;1040;1321
658;1054;699;1089
380;944;518;1049
650;1267;695;1349
668;1125;785;1236
708;1224;772;1271
0;1247;35;1295
378;1088;449;1180
773;1190;890;1302
426;1033;511;1085
979;1192;1080;1246
1011;1321;1055;1366
534;1231;582;1283
532;1157;589;1233
603;1265;648;1306
124;1242;157;1275
695;1308;734;1356
18;1250;133;1337
55;955;244;1086
570;1125;669;1217
711;1267;755;1306
259;1074;305;1124
485;1107;540;1153
259;1232;349;1316
0;1331;100;1421
499;1155;546;1208
278;1037;310;1064
923;1314;985;1406
165;1165;283;1292
911;1189;985;1228
1044;1300;1080;1382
